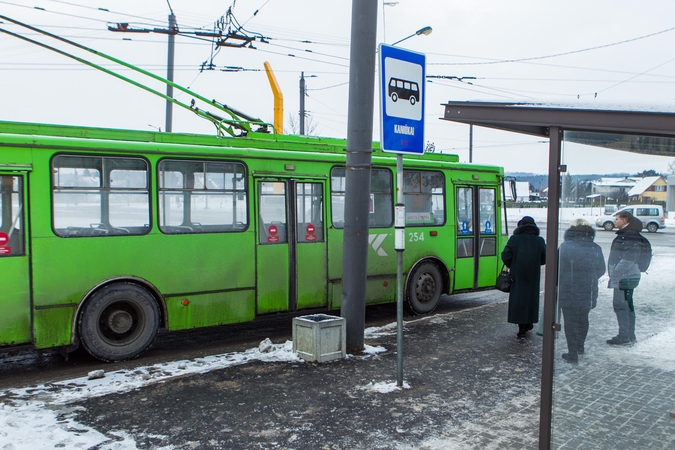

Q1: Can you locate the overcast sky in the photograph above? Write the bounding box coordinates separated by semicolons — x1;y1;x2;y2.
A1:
1;0;675;175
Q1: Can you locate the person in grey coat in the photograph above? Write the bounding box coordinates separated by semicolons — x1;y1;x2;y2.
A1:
558;219;606;363
607;210;643;345
501;216;546;338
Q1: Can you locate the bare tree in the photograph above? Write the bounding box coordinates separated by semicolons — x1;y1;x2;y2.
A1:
284;113;320;135
668;160;675;174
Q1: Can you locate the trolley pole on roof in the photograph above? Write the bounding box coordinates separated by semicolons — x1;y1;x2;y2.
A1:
341;0;378;351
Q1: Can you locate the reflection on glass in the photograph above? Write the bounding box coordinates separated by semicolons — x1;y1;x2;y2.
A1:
159;160;247;234
456;187;473;235
297;183;324;243
258;181;287;244
551;130;675;447
457;237;473;258
330;167;392;228
403;170;445;226
479;188;495;234
53;155;150;236
0;175;25;256
479;237;496;256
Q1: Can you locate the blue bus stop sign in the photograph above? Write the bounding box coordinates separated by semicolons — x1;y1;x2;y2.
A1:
379;44;426;154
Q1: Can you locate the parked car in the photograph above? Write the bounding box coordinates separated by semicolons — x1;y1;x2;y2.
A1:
595;205;666;233
603;205;618;215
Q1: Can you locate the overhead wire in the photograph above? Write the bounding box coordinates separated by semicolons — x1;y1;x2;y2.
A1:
427;24;675;66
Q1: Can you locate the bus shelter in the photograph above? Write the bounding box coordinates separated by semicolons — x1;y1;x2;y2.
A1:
441;102;675;449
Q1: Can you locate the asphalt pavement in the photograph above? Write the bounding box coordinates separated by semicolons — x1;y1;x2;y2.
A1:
70;295;545;449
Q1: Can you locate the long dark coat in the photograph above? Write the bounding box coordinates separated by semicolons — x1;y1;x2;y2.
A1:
501;223;546;324
558;225;606;309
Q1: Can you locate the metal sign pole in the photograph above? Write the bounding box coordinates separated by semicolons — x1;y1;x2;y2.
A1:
395;153;405;387
379;43;425;388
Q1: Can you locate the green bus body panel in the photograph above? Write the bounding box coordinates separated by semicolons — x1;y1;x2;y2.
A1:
296;241;328;309
454;256;475;290
0;256;31;345
33;307;75;348
256;243;290;314
165;290;255;330
477;256;499;286
30;233;255;348
0;120;505;352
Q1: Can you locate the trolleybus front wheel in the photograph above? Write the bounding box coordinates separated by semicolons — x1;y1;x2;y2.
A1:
79;282;160;362
406;262;443;315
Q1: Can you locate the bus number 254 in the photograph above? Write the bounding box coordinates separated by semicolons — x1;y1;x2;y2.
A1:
408;232;424;242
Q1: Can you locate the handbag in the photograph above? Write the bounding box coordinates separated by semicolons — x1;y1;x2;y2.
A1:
618;277;639;290
496;265;512;293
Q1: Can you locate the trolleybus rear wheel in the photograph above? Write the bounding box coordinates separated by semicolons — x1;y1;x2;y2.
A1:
406;262;443;315
79;282;160;362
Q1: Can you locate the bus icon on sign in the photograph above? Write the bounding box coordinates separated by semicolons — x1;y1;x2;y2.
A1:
388;77;419;105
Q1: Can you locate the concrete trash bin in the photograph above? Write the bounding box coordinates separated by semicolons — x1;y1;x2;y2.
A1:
292;314;346;362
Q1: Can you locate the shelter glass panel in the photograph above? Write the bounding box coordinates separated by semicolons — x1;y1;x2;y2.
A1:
551;130;675;448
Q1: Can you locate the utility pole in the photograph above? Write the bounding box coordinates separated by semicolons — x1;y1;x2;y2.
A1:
108;9;179;133
341;0;378;351
469;124;473;163
299;72;306;135
165;10;177;132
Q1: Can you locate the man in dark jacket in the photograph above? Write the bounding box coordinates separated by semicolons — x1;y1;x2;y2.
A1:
501;216;546;338
607;210;643;345
558;219;606;363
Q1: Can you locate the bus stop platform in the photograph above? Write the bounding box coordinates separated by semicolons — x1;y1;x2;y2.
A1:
70;294;545;449
20;289;675;449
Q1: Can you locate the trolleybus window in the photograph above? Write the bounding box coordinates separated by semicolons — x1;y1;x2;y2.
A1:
479;188;496;256
297;182;324;243
0;175;24;256
259;181;287;244
330;166;393;228
159;159;247;234
52;155;150;236
456;187;474;257
403;170;445;226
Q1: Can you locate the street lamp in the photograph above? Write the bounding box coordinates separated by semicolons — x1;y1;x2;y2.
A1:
391;26;432;46
382;1;399;42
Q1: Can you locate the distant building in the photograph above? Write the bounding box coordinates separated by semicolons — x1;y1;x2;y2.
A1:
627;176;666;203
515;181;530;202
591;176;666;203
668;175;675;213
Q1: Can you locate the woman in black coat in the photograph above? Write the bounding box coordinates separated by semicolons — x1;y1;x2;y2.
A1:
501;216;546;338
558;219;606;363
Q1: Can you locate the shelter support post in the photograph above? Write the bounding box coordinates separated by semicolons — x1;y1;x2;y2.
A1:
539;126;562;449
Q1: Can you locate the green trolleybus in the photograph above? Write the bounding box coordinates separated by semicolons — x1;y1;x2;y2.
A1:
0;121;508;361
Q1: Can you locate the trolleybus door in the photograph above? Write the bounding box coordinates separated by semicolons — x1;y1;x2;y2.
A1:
454;186;498;290
0;173;31;346
256;179;327;314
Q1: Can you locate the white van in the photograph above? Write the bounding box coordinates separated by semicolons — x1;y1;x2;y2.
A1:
595;205;665;233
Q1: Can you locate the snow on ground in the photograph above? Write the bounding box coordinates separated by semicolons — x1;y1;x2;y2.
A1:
360;380;411;394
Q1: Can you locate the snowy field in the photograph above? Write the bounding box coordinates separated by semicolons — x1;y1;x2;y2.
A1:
507;206;675;226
